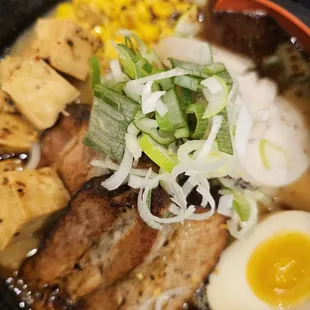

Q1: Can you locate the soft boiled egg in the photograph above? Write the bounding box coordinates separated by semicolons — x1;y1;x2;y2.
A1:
207;211;310;310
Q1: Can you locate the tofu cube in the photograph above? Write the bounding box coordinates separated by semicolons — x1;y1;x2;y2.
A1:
0;56;24;85
0;113;38;153
0;90;17;114
0;168;70;251
2;58;80;130
34;19;101;81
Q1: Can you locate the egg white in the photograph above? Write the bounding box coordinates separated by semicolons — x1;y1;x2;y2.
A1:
207;211;310;310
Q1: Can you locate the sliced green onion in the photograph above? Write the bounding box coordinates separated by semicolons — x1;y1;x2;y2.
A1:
162;88;189;137
89;56;101;90
136;58;155;78
233;191;250;221
186;103;209;139
169;58;210;79
84;98;127;161
130;34;164;69
216;70;233;88
125;36;136;53
174;75;203;92
94;84;139;123
150;128;176;145
134;118;158;134
202;76;229;119
112;82;126;94
180;87;193;109
115;44;138;79
216;110;233;155
158;78;174;91
156;112;175;132
174;126;190;139
139;134;179;172
203;62;226;75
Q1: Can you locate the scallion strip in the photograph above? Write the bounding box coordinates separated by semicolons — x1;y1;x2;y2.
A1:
169;58;210;79
180;87;193;109
115;44;138;79
112;82;126;94
139;134;179;172
89;56;101;90
216;110;233;155
233;191;250;221
156;112;175;132
162;88;189;138
174;75;203;92
203;62;226;75
94;84;139;123
186;103;209;139
158;78;174;91
84;98;127;161
150;128;176;145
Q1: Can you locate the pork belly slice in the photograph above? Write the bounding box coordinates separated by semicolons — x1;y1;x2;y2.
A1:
75;212;228;310
20;176;126;289
59;187;169;303
39;103;98;194
21;177;169;307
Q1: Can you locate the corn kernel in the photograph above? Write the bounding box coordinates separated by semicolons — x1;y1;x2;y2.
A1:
152;1;175;19
94;0;114;16
103;41;119;61
157;20;168;30
55;3;76;20
115;0;131;8
145;0;157;7
120;9;138;29
175;2;191;13
137;23;160;44
135;2;151;23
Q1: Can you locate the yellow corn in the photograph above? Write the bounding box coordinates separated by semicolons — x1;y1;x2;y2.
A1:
138;23;160;44
135;2;151;23
152;1;175;19
175;2;191;13
56;0;195;68
120;8;139;29
55;3;76;20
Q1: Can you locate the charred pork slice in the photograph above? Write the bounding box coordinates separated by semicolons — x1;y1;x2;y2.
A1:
39;103;98;194
21;177;169;305
75;213;228;310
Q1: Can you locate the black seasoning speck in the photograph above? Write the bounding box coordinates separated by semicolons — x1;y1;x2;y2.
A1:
14;232;20;237
16;181;25;187
3;177;8;185
67;39;74;47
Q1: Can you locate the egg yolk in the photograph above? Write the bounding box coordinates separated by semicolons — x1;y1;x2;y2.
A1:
247;231;310;307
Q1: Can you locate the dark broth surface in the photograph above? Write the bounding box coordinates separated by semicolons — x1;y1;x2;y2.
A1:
0;3;310;310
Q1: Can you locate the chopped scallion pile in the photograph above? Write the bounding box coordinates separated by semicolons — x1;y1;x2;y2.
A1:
86;34;260;237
